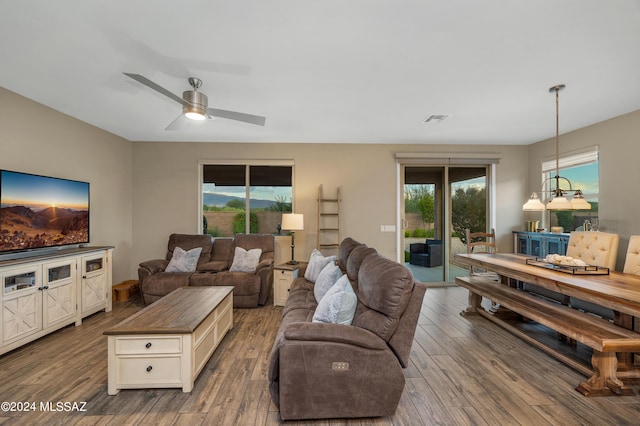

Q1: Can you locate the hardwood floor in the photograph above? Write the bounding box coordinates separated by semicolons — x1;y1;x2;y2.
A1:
1;287;639;425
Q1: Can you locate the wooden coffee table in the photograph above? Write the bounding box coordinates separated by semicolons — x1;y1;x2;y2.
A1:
104;286;233;395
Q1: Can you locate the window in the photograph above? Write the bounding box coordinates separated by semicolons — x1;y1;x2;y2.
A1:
542;149;599;230
201;163;293;236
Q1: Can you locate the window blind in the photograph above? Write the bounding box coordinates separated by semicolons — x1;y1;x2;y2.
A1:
542;148;599;173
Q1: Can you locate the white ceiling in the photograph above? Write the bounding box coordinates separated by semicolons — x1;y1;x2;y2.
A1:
1;0;639;145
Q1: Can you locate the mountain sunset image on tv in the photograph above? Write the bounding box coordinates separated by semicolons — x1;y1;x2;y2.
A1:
0;170;90;253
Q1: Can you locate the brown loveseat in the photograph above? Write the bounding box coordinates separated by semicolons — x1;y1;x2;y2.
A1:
268;238;427;420
138;233;274;308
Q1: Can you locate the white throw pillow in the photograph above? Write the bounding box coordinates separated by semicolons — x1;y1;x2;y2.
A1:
229;247;262;272
165;247;203;272
312;275;357;325
304;249;336;283
314;262;343;303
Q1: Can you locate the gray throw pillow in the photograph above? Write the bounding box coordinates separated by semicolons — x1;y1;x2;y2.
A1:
165;247;202;272
229;247;262;272
314;262;342;303
304;249;336;283
312;275;357;325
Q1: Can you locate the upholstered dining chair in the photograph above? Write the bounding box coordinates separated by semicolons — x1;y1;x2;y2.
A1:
565;231;619;270
568;231;620;320
623;235;640;275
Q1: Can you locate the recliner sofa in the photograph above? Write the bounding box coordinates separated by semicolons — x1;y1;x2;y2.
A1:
138;233;274;307
268;237;427;420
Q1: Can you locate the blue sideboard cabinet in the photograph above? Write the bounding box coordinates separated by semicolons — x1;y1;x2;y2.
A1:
513;231;570;257
513;231;571;303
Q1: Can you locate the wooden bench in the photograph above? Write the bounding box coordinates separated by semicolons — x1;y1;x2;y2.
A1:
456;275;640;396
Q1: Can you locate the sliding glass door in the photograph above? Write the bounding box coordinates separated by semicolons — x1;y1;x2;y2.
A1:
449;168;488;282
401;164;489;283
403;167;444;281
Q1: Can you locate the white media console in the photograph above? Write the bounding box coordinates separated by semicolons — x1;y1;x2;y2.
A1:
0;246;113;355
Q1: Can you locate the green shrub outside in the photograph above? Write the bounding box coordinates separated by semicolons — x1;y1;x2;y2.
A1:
233;212;258;234
412;228;427;238
206;227;222;237
410;228;435;238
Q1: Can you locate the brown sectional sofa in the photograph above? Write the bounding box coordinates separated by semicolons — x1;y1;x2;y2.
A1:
268;237;427;420
138;233;274;308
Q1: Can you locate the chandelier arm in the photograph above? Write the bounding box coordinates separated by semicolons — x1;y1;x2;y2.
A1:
557;176;573;191
540;175;575;199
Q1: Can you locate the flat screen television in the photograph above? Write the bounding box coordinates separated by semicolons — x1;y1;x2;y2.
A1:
0;170;90;255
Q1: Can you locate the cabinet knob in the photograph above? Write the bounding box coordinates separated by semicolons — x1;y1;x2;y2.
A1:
43;285;49;290
145;342;152;349
146;365;153;372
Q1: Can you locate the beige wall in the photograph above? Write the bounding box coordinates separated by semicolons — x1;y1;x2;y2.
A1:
525;109;640;270
18;84;638;280
132;142;528;275
0;87;134;284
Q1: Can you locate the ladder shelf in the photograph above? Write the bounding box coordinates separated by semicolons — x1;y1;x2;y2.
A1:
317;185;341;253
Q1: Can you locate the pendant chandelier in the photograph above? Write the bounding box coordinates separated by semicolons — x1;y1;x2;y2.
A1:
522;84;591;211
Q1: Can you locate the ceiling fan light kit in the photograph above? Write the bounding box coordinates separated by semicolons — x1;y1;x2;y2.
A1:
183;77;208;120
182;91;208;120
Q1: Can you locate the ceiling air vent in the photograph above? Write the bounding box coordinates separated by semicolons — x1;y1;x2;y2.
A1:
423;114;451;123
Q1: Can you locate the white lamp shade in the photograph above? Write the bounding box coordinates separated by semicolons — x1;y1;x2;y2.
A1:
546;196;573;210
522;193;546;211
281;213;304;231
570;197;591;210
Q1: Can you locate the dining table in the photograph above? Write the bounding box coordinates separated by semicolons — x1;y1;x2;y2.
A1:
455;252;640;319
454;252;640;394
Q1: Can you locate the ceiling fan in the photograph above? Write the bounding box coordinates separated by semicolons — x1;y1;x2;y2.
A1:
123;73;266;127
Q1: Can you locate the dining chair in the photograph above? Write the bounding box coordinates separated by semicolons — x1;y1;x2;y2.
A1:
622;235;640;362
565;231;619;270
568;231;620;320
465;228;500;312
465;228;499;280
623;235;640;275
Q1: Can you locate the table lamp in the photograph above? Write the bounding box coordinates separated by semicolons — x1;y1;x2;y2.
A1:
281;213;304;264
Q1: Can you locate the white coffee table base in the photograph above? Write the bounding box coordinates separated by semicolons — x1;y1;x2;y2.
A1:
105;287;233;394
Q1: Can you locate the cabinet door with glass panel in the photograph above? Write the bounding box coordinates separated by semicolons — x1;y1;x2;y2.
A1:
2;264;42;345
80;254;107;315
43;258;77;329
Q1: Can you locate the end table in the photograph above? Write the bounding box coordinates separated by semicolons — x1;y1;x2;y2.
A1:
273;263;301;306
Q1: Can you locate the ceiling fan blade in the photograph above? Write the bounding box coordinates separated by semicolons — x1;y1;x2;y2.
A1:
207;108;266;126
165;114;188;131
165;114;211;131
123;73;190;107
